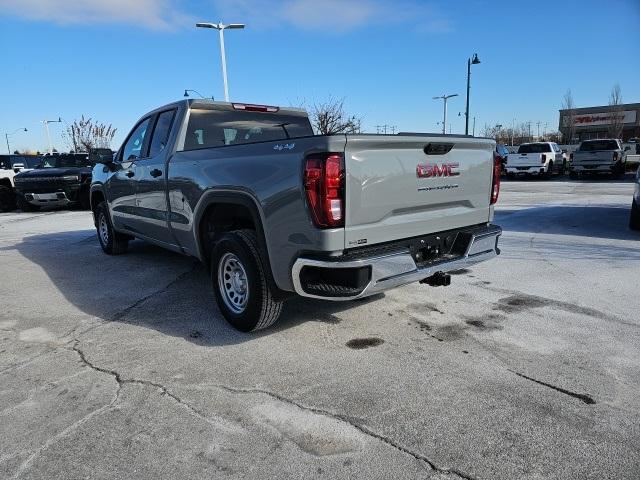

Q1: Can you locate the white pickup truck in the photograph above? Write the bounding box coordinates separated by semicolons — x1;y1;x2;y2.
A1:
505;142;565;179
569;139;628;178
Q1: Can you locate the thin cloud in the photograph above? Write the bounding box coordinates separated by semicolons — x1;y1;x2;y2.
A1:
211;0;453;34
0;0;192;30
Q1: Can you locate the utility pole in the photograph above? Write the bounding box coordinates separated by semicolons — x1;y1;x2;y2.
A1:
433;94;458;134
536;121;541;140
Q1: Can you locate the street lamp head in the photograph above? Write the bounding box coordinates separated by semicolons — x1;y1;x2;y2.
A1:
471;53;481;65
196;22;216;29
226;23;245;29
184;90;189;97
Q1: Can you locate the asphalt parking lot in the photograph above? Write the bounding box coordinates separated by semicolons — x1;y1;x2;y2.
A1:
1;176;639;479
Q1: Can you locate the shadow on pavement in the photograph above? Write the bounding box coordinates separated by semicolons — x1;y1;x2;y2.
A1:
8;230;382;346
496;204;639;242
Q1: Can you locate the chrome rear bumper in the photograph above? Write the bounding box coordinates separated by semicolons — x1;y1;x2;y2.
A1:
292;224;501;301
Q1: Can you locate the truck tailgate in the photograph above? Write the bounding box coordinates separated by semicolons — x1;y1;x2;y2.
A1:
507;152;540;167
573;151;613;165
343;135;494;249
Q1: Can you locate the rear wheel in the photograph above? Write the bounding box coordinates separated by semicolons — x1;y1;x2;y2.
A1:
17;195;39;212
0;186;17;212
211;229;283;332
630;199;640;231
95;201;129;254
544;161;553;179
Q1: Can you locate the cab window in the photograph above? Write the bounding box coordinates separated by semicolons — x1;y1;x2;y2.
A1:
121;117;151;162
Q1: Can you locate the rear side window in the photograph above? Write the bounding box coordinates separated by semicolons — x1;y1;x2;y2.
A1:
579;140;619;151
518;143;551;153
183;109;314;151
149;110;176;158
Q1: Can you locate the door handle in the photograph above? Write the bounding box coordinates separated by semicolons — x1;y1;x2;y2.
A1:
150;168;163;178
125;170;135;178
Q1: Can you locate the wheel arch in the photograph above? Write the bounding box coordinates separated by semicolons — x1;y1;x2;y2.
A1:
193;190;291;301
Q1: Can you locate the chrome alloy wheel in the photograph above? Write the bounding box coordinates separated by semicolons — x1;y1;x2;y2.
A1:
98;213;110;246
218;253;249;314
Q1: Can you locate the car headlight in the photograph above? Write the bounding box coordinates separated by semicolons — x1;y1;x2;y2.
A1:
61;175;80;182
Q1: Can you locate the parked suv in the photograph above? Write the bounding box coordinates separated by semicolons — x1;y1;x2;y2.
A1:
13;153;94;211
0;157;18;212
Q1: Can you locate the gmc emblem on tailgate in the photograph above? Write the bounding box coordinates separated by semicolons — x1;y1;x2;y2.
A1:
416;163;460;178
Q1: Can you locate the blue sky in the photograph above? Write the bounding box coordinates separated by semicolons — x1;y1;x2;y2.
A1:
1;0;639;152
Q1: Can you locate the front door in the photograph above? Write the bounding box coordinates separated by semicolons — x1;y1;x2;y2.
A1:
106;116;151;233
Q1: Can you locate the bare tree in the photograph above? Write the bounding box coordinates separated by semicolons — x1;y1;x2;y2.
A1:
608;84;624;139
63;116;117;152
309;97;363;135
561;89;576;144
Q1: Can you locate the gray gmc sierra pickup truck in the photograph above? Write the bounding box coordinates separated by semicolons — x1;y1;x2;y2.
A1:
91;99;502;331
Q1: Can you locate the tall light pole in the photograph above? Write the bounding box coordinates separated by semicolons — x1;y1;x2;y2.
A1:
5;127;28;154
43;118;62;154
196;22;245;102
433;94;458;134
464;53;481;135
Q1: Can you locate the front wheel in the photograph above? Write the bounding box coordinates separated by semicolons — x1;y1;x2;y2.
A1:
630;199;640;231
95;201;129;254
211;230;283;332
17;195;39;212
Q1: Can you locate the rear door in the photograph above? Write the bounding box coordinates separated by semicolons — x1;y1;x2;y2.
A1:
134;109;178;246
343;135;493;248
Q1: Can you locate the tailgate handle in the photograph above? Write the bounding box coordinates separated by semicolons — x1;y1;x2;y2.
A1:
424;143;453;155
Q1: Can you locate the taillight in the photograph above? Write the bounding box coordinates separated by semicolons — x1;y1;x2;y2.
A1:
491;151;501;205
570;152;573;161
541;154;546;164
304;153;345;228
613;152;619;161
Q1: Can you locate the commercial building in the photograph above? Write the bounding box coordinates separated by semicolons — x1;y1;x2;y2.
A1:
558;103;640;142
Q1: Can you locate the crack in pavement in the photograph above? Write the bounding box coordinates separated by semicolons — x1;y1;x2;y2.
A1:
509;370;596;405
200;383;476;480
69;261;201;339
25;337;476;480
70;341;224;428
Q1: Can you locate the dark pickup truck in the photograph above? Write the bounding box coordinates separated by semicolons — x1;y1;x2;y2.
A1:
13;152;109;211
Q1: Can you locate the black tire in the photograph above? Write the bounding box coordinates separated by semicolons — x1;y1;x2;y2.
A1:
17;195;39;212
569;171;578;179
211;229;283;332
506;172;515;180
0;186;17;212
95;201;129;255
544;161;553;179
630;199;640;231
